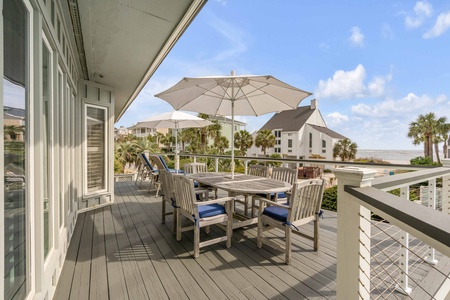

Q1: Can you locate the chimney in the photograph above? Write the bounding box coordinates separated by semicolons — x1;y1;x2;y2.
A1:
311;99;318;110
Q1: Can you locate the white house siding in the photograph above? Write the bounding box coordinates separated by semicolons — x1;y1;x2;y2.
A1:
1;1;113;299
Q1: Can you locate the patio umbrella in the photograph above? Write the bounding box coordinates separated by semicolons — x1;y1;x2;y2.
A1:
155;71;312;178
135;110;213;172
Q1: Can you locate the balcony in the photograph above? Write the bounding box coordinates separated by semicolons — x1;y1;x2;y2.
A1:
54;155;450;299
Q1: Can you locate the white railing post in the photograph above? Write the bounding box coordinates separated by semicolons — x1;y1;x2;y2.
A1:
333;167;377;300
395;186;412;295
193;156;197;163
425;179;438;265
244;160;248;174
442;159;450;215
215;157;219;173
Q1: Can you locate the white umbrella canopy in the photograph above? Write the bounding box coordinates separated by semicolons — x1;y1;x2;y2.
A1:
135;110;213;172
155;71;312;178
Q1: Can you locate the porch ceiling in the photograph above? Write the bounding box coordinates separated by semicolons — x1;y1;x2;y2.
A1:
77;0;206;121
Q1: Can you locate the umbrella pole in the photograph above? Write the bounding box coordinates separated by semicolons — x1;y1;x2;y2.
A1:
175;123;179;173
231;100;235;179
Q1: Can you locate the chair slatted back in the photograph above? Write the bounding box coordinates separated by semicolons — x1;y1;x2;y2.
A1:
271;167;297;186
184;162;207;174
139;153;154;171
159;169;174;202
173;174;197;215
149;155;166;171
248;164;269;177
289;179;324;222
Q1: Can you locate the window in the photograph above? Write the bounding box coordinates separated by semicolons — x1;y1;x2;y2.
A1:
277;140;281;145
4;0;30;297
274;130;281;138
322;139;326;148
288;150;292;153
42;38;53;259
309;133;313;148
288;139;292;148
275;148;281;153
85;105;107;194
322;149;326;153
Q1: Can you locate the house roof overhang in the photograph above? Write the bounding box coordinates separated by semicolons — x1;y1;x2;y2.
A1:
73;0;207;122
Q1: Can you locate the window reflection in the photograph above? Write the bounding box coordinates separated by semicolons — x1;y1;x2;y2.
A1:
4;0;28;299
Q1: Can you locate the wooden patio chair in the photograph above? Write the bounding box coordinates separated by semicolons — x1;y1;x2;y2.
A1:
159;169;177;234
257;179;325;264
239;164;269;216
138;153;159;193
173;175;235;258
184;162;217;199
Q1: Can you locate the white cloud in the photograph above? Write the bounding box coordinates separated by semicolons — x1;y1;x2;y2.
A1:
214;0;227;6
208;17;248;62
319;42;329;49
349;26;364;47
423;11;450;38
315;64;391;99
405;1;433;29
326;112;349;126
351;93;447;117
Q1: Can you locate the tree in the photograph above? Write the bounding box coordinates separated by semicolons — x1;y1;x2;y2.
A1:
255;129;276;156
407;113;439;162
234;130;253;156
332;138;357;161
215;136;229;155
432;116;447;164
134;137;159;154
115;141;138;173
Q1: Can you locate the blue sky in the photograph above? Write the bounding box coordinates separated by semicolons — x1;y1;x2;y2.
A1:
116;0;450;150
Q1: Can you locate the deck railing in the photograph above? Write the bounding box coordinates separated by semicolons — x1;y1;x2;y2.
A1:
143;152;450;299
334;162;450;299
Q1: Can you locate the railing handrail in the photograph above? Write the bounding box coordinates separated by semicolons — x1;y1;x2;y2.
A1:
345;185;450;257
372;167;449;191
152;152;433;171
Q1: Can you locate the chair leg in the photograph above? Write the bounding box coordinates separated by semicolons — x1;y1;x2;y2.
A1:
176;210;182;241
314;218;319;251
172;207;177;235
257;215;263;248
226;215;232;248
205;225;210;234
194;224;200;258
285;226;292;264
161;199;166;224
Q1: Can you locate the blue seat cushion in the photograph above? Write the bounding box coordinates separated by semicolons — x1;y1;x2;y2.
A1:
198;204;225;218
256;192;288;200
263;204;289;222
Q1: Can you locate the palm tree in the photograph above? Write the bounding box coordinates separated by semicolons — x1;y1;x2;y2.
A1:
134;137;159;154
255;129;276;156
234;130;253;156
407;113;438;162
215;136;229;155
332;138;357;161
115;141;138;172
432;116;448;164
439;123;450;159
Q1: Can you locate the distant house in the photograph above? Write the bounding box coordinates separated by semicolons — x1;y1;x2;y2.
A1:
207;115;246;150
248;99;346;161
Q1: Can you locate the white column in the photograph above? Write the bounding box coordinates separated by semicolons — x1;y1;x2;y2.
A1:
333;167;377;300
395;186;412;295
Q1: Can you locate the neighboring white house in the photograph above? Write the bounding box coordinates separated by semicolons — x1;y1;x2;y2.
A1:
248;99;346;161
1;1;206;299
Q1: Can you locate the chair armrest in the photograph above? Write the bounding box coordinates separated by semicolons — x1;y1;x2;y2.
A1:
258;198;291;208
194;197;235;206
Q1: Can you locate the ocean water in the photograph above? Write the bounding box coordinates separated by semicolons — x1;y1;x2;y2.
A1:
356;149;430;163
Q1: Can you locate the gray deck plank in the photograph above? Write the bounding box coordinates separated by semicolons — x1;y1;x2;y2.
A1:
89;208;109;300
54;181;443;300
69;210;95;299
53;213;85;300
103;203;129;300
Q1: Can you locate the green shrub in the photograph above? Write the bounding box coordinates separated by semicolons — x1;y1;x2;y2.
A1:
321;185;337;211
410;156;441;166
114;158;123;174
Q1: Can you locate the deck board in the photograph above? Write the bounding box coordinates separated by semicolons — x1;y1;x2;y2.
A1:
54;181;442;299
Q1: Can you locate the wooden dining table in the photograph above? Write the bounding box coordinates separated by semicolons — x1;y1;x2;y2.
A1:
186;172;292;229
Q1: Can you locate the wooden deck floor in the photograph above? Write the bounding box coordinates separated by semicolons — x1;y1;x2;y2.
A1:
54;181;441;299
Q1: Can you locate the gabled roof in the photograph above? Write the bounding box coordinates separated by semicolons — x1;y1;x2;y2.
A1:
309;124;347;139
259;106;315;131
208;115;246;126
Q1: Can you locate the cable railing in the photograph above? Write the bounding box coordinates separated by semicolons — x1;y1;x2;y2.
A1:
335;163;450;299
